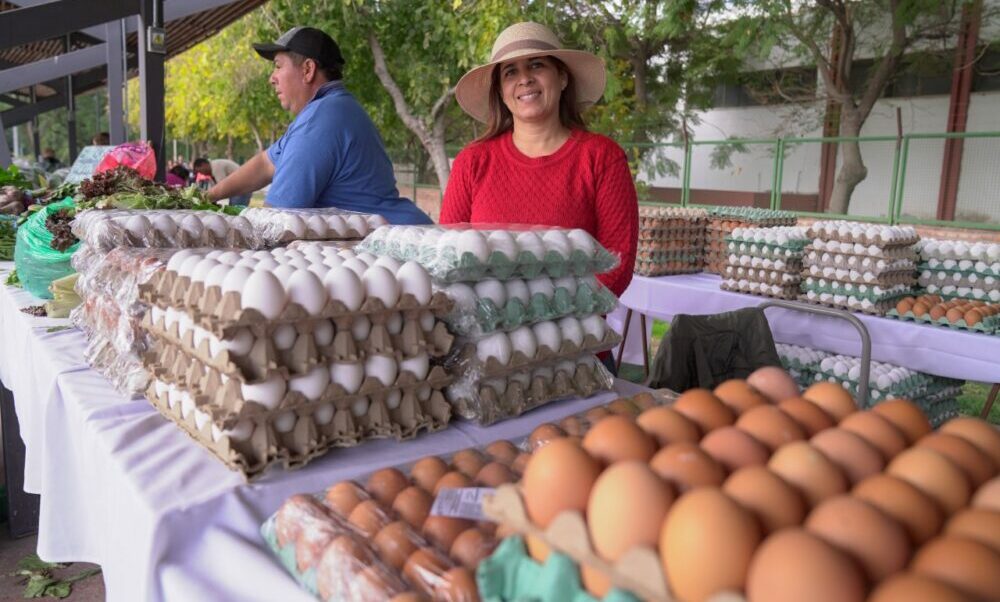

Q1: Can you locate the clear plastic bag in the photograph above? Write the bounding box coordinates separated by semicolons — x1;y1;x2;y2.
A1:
240;207;388;247
72;209;260;252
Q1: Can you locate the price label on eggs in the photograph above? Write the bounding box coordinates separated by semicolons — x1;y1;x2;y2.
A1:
430;487;495;522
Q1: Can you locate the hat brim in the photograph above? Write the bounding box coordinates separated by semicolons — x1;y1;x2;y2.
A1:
455;48;606;123
253;42;288;61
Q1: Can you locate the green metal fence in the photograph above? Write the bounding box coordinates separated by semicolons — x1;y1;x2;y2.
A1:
389;130;1000;231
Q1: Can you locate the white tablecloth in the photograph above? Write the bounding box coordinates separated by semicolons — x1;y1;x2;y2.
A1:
0;264;645;601
610;273;1000;383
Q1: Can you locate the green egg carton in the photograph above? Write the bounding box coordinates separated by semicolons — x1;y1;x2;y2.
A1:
478;536;640;602
725;242;804;261
799;282;911;303
724;237;809;253
920;260;1000;277
885;309;1000;335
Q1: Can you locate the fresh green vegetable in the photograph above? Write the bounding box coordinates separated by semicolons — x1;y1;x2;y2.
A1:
5;268;20;287
0;217;15;260
0;165;30;189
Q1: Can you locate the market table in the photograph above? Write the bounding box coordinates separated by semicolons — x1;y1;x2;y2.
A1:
608;273;1000;385
0;264;646;601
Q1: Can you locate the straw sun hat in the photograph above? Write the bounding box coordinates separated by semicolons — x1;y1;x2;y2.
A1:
455;22;606;123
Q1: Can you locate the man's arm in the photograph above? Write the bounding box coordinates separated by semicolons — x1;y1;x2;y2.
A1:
206;151;275;202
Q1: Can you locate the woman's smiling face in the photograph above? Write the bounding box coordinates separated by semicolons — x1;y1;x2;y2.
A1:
499;55;568;127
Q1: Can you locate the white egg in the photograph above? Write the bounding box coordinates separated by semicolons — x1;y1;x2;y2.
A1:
193;409;211;431
255;257;281;272
241;374;286;409
373;255;402;274
166;249;195;272
346;214;369;236
125;215;151;239
190;258;220;284
284;270;328;315
167;387;182;409
341;257;369;279
527;277;555;299
558;317;584;347
383;389;402;410
313;402;335;425
508;326;537;358
284;215;307;239
508;371;531;389
322;254;345;269
515;231;545;260
541;230;571;258
178;254;203;279
419;310;435;332
179;214;205;239
365;354;398;387
152;214;178;238
504;279;531;305
325;215;349;237
201;213;229;238
580;315;607;340
229;215;252;236
532;366;554;382
220;328;254;356
386;311;404;334
363;266;401;308
456;230;490;262
532;321;562;352
322;267;365;311
554;276;578;296
313;320;335;346
290;365;330;401
476;332;513;365
356;252;378;267
395;261;432;305
351;316;371;340
181;393;196;418
274;411;297;434
487;231;519;260
330;362;364;394
305;215;328;238
273;324;297;350
484;378;507;396
475;279;507;307
272;264;297;286
555;359;577;377
221;266;254;294
234;257;259;270
566;229;596;256
445;282;477;312
399;352;430;380
351;398;370;417
240;271;287;319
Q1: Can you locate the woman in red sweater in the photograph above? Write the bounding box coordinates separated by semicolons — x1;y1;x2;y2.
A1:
441;22;638;298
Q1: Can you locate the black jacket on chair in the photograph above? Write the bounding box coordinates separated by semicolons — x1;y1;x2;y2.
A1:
648;307;782;392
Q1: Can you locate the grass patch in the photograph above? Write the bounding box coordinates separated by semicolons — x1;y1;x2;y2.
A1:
958;381;999;423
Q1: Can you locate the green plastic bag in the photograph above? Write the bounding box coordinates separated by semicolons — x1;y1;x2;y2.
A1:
14;198;79;299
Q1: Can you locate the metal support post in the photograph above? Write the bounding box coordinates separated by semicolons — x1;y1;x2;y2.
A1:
105;20;126;144
138;0;166;180
64;35;78;163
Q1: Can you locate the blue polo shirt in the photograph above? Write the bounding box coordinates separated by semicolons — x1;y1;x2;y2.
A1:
266;81;432;225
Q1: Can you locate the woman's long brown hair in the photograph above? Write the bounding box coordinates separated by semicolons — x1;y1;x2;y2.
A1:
474;55;587;143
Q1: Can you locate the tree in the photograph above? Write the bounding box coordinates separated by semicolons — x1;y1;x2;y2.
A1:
736;0;973;214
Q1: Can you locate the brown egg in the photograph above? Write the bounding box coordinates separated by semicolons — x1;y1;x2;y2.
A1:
839;411;907;460
511;452;531;475
660;488;761;602
588;462;674;561
724;465;806;533
373;521;421;570
582;415;657;464
673;388;736;432
433;471;472;496
559;415;587;437
777;397;836;436
367;468;411;507
392;486;433;529
402;548;451;597
606;397;639;416
714;379;770;413
869;573;972;602
325;481;369;517
475;462;515;488
911;537;1000;601
805;495;911;582
410;456;449;493
964;309;984;325
422;515;473;551
636;406;701;446
912;302;930;317
353;566;407;601
522;438;602;527
630;391;657;411
650;442;726;492
348;499;392;537
583;406;611;424
945;508;1000;553
736;405;807;451
895;299;914;314
887;447;971;515
745;529;866;602
768;441;848;507
747;366;800;403
803;382;857;421
810;428;885;485
946;307;965;323
701;426;771;471
450;528;496;569
528;423;567;451
484;440;519;465
940;417;1000;466
974;476;1000;511
434;567;480;601
872;399;931;444
918;433;997;487
853;474;944;545
929;305;948;321
316;535;375;597
451;449;487;478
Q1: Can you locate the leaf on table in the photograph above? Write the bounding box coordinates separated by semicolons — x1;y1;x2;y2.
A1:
22;574;54;598
46;326;71;333
16;554;64;573
42;580;71;599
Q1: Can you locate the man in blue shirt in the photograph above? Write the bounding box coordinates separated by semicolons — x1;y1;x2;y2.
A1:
206;27;432;225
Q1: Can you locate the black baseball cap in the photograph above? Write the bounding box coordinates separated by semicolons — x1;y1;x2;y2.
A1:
253;27;345;67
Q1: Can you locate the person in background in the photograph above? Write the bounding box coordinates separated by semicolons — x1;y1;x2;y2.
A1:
91;132;111;146
192;157;216;191
205;26;431;224
441;22;638;298
40;148;62;172
166;164;190;187
209;158;251;206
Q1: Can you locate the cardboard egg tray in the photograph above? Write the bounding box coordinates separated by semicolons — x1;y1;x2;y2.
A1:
887;308;1000;334
636;248;703;261
801;277;913;297
452;328;621;382
919;271;1000;292
725;242;805;260
809;241;918;261
803;252;916;274
638;206;707;219
450;359;614;425
721;279;801;300
922;258;1000;276
240;207;383;246
728;256;802;272
637;227;705;241
446;283;618;337
636;237;704;250
723;266;801;286
634;260;702;277
72;209;258;252
144;340;452;428
805;229;919;249
796;292;900;316
725;238;809;254
141;309;453;384
921;284;1000;303
802;264;916;286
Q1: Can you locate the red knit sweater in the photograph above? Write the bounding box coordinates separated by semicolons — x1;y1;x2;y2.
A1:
440;129;638;297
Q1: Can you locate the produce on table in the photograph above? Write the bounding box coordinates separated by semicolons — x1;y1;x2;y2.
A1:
44;273;81;319
0;217;16;260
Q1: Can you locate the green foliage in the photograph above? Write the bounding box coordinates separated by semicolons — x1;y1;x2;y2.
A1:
11;554;101;600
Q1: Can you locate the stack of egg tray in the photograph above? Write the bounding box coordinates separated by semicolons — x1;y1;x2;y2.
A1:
634;206;707;276
800;222;919;315
136;246;457;479
240;206;388;248
357;225;621;425
720;226;809;299
776;342;833;389
916;238;1000;304
703;207;796;275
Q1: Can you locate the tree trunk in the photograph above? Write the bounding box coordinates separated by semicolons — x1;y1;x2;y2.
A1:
827;113;868;215
249;124;264;153
226;134;234;160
